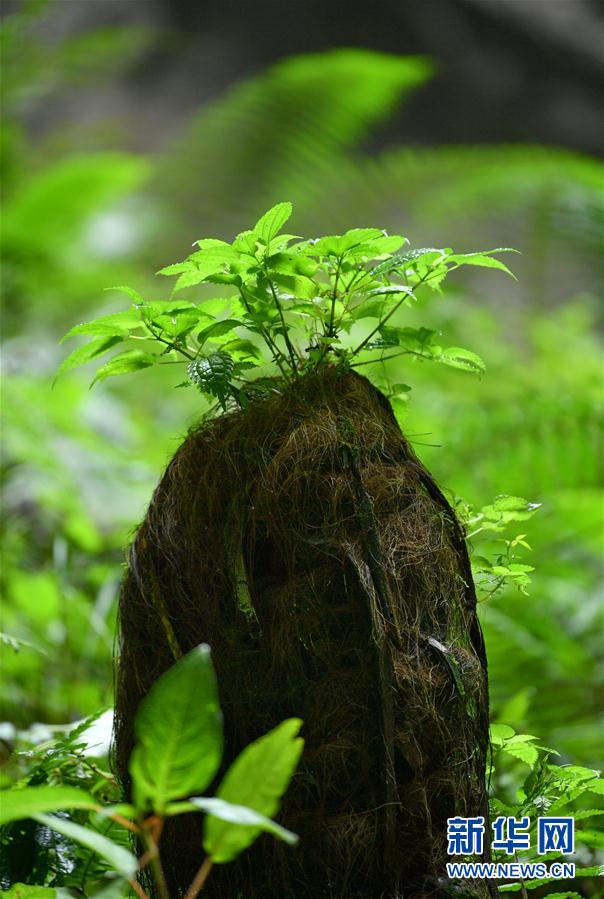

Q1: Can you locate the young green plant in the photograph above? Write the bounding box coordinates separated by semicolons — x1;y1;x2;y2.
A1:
59;202;517;410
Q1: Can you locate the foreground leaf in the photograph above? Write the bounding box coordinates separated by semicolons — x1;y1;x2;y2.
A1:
189;796;298;846
91;350;155;386
129;644;223;813
0;785;99;825
204;718;303;863
33;813;138;878
438;346;486;373
253;202;293;246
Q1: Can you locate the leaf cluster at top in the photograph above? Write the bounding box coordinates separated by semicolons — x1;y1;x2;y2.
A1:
59;202;516;410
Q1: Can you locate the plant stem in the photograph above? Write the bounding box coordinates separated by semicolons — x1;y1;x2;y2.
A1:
264;270;298;374
141;825;169;899
183;856;214;898
129;879;150;899
146;322;196;361
350;268;436;358
327;256;342;337
239;288;289;378
350;351;413;368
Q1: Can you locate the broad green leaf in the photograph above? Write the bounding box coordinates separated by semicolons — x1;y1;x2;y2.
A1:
105;285;145;304
33;813;138;878
296;235;341;257
447;250;517;278
197;319;243;346
370;248;443;276
55;335;123;379
351;234;407;257
194;238;234;251
188;796;298;846
490;724;516;747
157;262;197;276
270;272;316;299
438;346;486;373
62;310;144;342
0;785;99;825
587;779;604;795
253;202;293;245
3;886;66;898
173;270;209;292
481;496;541;525
129;644;223;814
502;740;539;767
338;227;383;251
265;252;317;278
204;718;303;863
91;350;155;386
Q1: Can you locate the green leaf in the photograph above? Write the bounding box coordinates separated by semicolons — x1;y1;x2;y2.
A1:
91;350;155;386
370;248;443;276
129;644;223;814
0;785;99;825
188;796;298;846
253;202;293;245
490;724;516;747
265;252;317;278
105;285;145;304
587;778;604;795
204;718;303;863
438;346;486;373
197;319;243;347
156;262;197;276
55;335;123;379
33;813;138;879
3;886;66;898
62;310;143;342
447;250;517;278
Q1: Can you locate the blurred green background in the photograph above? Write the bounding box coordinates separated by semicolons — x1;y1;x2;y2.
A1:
1;0;602;792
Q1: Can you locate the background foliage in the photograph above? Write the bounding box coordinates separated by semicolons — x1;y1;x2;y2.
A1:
1;1;602;895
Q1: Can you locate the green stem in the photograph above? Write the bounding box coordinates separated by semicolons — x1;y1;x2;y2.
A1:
350;268;435;358
146;322;196;361
264;270;298;374
239;288;289;378
327;256;342;337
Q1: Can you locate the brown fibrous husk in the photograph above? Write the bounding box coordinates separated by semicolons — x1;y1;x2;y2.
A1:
113;367;497;898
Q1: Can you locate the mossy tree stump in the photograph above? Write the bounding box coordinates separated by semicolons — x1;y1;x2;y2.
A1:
114;368;496;898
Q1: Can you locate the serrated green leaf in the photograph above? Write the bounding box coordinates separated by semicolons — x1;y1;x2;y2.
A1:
55;335;123;379
156;262;197;276
204;718;303;863
370;248;443;276
447;250;517;278
62;310;143;342
252;202;293;245
0;785;99;825
33;813;138;878
129;644;223;814
197;319;243;346
104;285;145;304
91;350;155;386
265;252;317;278
587;778;604;795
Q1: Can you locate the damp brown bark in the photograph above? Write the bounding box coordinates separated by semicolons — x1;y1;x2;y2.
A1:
113;368;497;899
